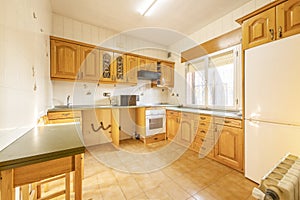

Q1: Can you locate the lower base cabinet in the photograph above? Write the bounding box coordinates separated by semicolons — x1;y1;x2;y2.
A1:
166;111;244;172
214;125;243;171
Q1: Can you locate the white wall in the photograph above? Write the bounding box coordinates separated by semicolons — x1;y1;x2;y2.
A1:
169;0;274;106
51;14;171;106
0;0;52;150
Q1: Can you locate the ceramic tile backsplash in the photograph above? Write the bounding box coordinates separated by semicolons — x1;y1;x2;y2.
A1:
52;80;170;107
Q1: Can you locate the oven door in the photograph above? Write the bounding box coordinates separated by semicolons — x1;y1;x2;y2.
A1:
145;115;166;136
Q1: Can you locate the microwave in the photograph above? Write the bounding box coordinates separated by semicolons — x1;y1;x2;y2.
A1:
112;95;138;106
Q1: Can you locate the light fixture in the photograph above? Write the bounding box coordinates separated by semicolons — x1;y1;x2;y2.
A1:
139;0;158;16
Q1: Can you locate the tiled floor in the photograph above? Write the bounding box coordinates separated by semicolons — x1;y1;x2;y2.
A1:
46;139;258;200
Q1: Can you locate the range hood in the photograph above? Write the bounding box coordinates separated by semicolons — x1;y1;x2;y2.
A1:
137;70;161;80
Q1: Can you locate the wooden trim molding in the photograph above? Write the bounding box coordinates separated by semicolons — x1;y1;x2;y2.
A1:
235;0;287;24
181;28;242;63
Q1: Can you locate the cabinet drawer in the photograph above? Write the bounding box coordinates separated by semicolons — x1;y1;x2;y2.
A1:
199;114;211;122
48;111;81;120
166;110;181;117
214;117;242;128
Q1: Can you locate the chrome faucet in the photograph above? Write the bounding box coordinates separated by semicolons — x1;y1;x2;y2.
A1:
67;95;71;107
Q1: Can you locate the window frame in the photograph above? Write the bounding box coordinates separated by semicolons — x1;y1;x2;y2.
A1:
185;44;242;111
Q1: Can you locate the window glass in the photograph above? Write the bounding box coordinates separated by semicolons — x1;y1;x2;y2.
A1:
186;45;240;110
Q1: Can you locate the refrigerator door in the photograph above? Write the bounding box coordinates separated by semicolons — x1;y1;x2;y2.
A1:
245;120;300;183
245;34;300;125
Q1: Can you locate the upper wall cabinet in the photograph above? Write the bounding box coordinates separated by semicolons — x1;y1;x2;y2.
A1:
237;0;300;49
50;36;174;85
159;62;174;88
50;39;80;80
80;46;100;82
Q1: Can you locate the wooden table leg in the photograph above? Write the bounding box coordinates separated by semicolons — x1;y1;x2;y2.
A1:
1;169;15;200
74;154;83;200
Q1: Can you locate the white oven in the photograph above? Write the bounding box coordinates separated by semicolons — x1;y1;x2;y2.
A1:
145;109;166;136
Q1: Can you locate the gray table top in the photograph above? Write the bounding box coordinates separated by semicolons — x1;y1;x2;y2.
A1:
0;123;85;170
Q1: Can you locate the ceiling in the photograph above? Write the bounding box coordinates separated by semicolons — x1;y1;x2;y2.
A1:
50;0;251;46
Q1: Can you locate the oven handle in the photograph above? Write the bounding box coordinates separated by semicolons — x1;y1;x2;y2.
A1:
146;115;166;120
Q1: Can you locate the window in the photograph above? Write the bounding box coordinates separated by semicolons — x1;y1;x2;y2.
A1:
186;45;241;110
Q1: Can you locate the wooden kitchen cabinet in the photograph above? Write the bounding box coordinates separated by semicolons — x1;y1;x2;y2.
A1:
46;111;81;124
113;53;127;83
159;62;174;87
137;57;157;72
179;112;194;147
50;39;80;80
276;0;300;39
166;110;181;140
241;8;276;49
80;46;100;82
126;55;138;84
238;0;300;49
99;50;114;83
214;118;243;172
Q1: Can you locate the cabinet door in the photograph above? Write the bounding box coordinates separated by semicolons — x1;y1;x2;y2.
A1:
80;46;100;82
166;113;180;140
126;55;138;84
138;57;147;71
242;8;276;49
276;0;300;39
160;62;174;87
113;53;127;83
147;58;157;72
214;125;243;171
50;40;80;79
99;50;114;82
180;113;194;147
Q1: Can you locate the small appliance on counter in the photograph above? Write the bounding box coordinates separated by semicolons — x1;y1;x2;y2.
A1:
111;95;138;106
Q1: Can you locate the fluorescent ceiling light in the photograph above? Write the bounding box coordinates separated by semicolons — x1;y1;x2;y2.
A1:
138;0;158;16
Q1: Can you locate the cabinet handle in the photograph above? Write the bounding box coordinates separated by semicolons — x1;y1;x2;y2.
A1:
224;120;230;124
201;138;205;142
200;117;206;120
200;123;206;126
200;130;206;134
269;29;275;40
62;113;70;116
278;26;282;38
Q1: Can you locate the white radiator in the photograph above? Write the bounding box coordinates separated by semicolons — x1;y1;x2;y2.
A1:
253;153;300;200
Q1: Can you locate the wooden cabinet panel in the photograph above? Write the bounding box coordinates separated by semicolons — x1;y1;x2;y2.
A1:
137;57;157;72
159;62;174;88
242;8;276;49
50;40;80;79
126;55;138;84
166;111;180;140
80;46;100;81
276;0;300;39
214;125;243;171
99;50;114;82
47;111;81;124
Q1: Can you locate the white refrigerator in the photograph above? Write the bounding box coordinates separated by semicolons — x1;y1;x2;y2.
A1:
245;34;300;183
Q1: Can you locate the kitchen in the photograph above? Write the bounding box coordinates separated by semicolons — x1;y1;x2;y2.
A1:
1;0;300;199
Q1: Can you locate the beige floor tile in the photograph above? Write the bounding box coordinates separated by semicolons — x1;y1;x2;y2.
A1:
172;173;205;196
100;185;126;200
144;186;173;200
36;139;256;200
160;179;191;200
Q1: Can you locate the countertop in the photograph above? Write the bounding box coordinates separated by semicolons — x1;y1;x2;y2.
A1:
0;123;85;170
48;104;242;119
166;107;242;119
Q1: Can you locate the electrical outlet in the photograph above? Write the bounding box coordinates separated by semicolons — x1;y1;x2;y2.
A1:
103;92;111;97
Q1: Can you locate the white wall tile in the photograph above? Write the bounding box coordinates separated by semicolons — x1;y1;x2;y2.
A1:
82;23;92;44
63;17;73;39
242;0;256;16
73;20;82;41
52;14;63;37
91;26;99;45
